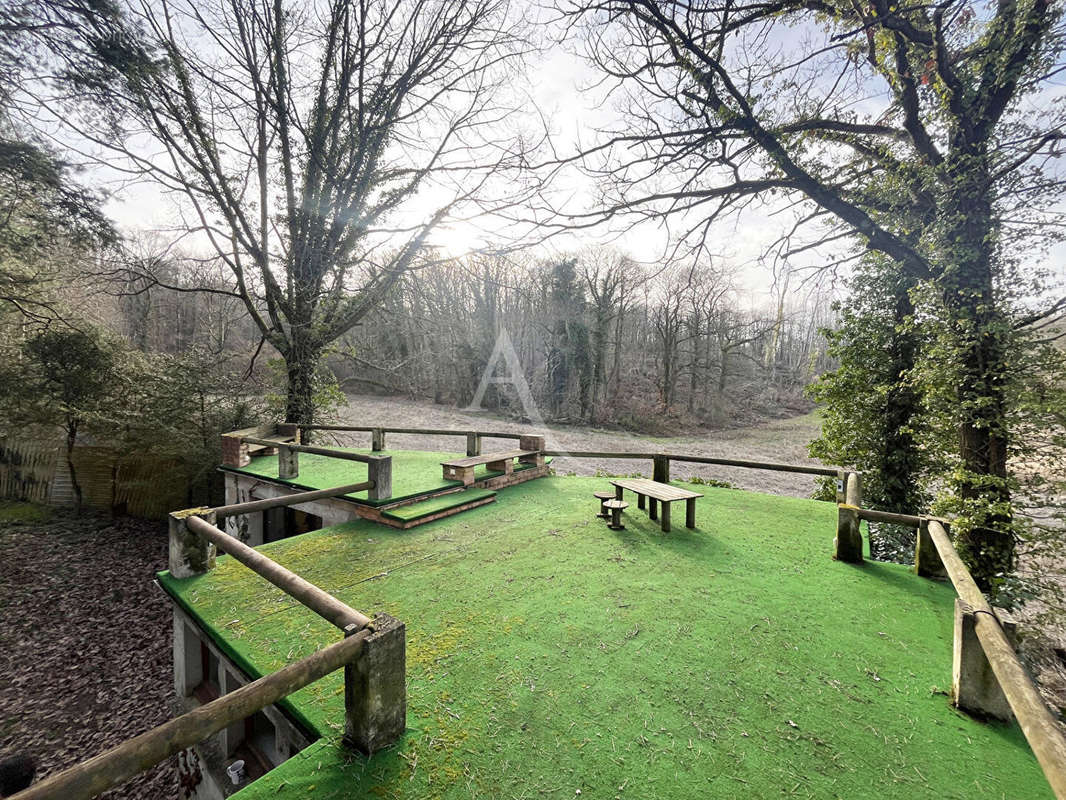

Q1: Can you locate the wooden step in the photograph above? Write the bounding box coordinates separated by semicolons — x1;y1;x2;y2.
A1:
382;489;496;524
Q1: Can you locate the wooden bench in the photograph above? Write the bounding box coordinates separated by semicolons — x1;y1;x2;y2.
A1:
441;449;542;485
609;478;702;533
593;490;615;519
603;499;628;530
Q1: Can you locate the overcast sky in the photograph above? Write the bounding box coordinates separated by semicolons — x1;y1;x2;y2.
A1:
95;7;1065;309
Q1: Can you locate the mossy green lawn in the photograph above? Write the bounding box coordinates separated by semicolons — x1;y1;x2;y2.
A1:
158;476;1053;799
229;448;543;506
382;489;496;522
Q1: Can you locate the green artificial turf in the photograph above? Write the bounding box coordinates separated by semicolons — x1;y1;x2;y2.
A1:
382;489;496;522
158;477;1054;800
229;448;545;506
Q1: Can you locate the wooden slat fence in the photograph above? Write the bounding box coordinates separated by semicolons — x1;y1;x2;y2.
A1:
0;438;60;503
0;437;191;516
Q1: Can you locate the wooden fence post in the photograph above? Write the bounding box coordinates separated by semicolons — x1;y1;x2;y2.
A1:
467;432;481;457
834;504;863;563
653;455;670;483
366;456;392;501
168;509;217;579
845;471;862;508
835;469;847;503
371;428;386;451
953;599;1017;721
344;614;406;754
916;518;948;579
278;445;299;479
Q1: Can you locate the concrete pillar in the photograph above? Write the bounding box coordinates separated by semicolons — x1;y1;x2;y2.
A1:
371;428;386;451
344;614;406;754
245;512;265;547
173;616;203;697
168;509;217;578
219;668;244;756
466;432;481;457
653;455;670;484
834;504;863;563
845;471;862;508
367;456;392;501
953;599;1017;721
278;445;299;479
916;518;948;579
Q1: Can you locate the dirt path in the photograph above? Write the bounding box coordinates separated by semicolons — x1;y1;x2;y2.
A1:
335;395;828;497
0;507;175;799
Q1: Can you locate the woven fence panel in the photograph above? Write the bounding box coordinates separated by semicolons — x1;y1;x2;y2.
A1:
0;438;59;503
1;437;189;517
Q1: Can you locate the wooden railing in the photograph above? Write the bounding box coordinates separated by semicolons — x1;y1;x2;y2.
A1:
211;481;374;518
839;506;1066;798
295;427;851;497
228;429;393;501
184;514;372;630
300;423;523;457
12;510;406;800
10;632;371;800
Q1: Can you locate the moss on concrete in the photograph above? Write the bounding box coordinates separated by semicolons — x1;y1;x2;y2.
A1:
159;477;1054;800
382;489;496;522
226;448;547;506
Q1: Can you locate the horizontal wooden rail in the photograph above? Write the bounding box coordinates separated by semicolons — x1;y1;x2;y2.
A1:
241;437;376;464
10;630;369;800
185;515;371;631
300;424;524;439
541;450;652;459
856;508;922;527
211;482;373;518
542;450;840;477
923;520;1066;798
664;453;840;476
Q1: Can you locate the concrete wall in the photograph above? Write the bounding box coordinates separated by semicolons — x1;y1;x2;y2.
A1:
172;605;314;798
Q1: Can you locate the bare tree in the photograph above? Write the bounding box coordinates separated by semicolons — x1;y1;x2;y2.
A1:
49;0;543;425
564;0;1065;586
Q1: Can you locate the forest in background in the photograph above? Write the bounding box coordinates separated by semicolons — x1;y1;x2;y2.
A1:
0;0;1063;607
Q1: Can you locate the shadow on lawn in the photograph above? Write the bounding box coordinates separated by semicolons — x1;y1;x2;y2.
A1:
603;514;719;560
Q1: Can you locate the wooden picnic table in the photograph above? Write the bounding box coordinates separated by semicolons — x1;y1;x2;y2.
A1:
609;478;702;533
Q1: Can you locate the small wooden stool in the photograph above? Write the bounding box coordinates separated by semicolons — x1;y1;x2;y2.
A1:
593;490;615;519
603;499;629;530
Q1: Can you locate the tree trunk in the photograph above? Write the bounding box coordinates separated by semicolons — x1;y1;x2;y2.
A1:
590;310;610;422
65;418;82;513
284;339;321;431
878;280;923;514
939;151;1014;589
